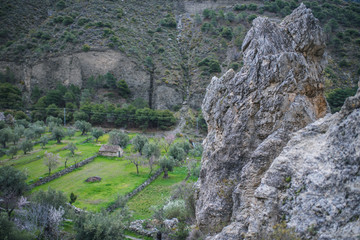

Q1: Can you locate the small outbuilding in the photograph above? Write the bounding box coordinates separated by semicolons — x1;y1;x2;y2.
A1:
99;145;123;157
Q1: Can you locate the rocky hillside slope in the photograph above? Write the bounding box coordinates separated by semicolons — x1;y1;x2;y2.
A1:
0;0;359;110
195;4;359;239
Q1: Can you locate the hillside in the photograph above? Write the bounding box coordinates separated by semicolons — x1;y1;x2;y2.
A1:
0;0;359;112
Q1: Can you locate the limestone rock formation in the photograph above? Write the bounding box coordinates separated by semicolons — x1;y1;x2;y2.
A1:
0;50;183;109
195;4;341;238
246;82;360;239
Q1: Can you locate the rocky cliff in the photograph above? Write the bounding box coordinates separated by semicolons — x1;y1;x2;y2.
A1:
0;50;183;110
195;4;359;239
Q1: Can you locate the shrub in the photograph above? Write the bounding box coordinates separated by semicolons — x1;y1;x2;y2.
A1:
221;27;233;40
261;221;301;240
62;31;76;43
116;79;130;98
74;210;130;240
345;29;360;37
248;14;257;23
160;14;177;28
201;22;213;33
103;28;114;37
326;87;357;113
198;57;221;73
163;200;187;220
168;144;186;162
78;17;89;26
230;62;240;71
82;44;90;52
56;0;66;10
189;143;203;157
70;192;77;205
175;141;191;154
226;12;235;22
234;4;247;11
117;8;124;18
203;9;211;19
53;16;64;24
62;16;74;26
31;187;67;210
0;214;33;240
248;3;258;11
339;59;350;68
209;60;221;73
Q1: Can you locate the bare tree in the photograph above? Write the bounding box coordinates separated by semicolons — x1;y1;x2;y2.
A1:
43;151;60;176
73;156;81;168
66;143;77;156
163;134;175;153
128;153;145;175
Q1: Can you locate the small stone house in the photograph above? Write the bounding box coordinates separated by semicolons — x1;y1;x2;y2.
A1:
99;145;123;157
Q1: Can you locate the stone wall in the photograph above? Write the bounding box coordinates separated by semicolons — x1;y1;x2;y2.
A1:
30;155;97;188
107;168;163;212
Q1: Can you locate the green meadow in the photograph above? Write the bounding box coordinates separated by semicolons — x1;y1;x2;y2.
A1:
34;156;154;211
127;166;196;219
1;128;200;219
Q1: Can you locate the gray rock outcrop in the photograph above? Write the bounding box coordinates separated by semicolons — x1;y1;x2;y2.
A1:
194;4;353;239
0;50;183;109
245;82;360;239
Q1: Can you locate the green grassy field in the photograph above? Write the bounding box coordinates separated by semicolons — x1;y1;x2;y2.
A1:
34;156;153;211
2;132;107;183
127;166;197;219
2;129;201;218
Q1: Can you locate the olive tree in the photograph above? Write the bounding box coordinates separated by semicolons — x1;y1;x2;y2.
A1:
39;136;49;149
43;151;60;176
20;140;33;154
142;142;160;174
51;127;65;144
0;166;28;219
91;128;104;142
6;146;18;159
0;128;13;148
108;130;129;148
75;120;92;135
132;134;148;155
159;156;175;178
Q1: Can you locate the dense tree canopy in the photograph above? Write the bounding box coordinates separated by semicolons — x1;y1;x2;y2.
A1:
0;83;22;110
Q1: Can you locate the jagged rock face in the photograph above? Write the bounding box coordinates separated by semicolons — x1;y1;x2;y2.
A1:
245;85;360;239
196;4;329;238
